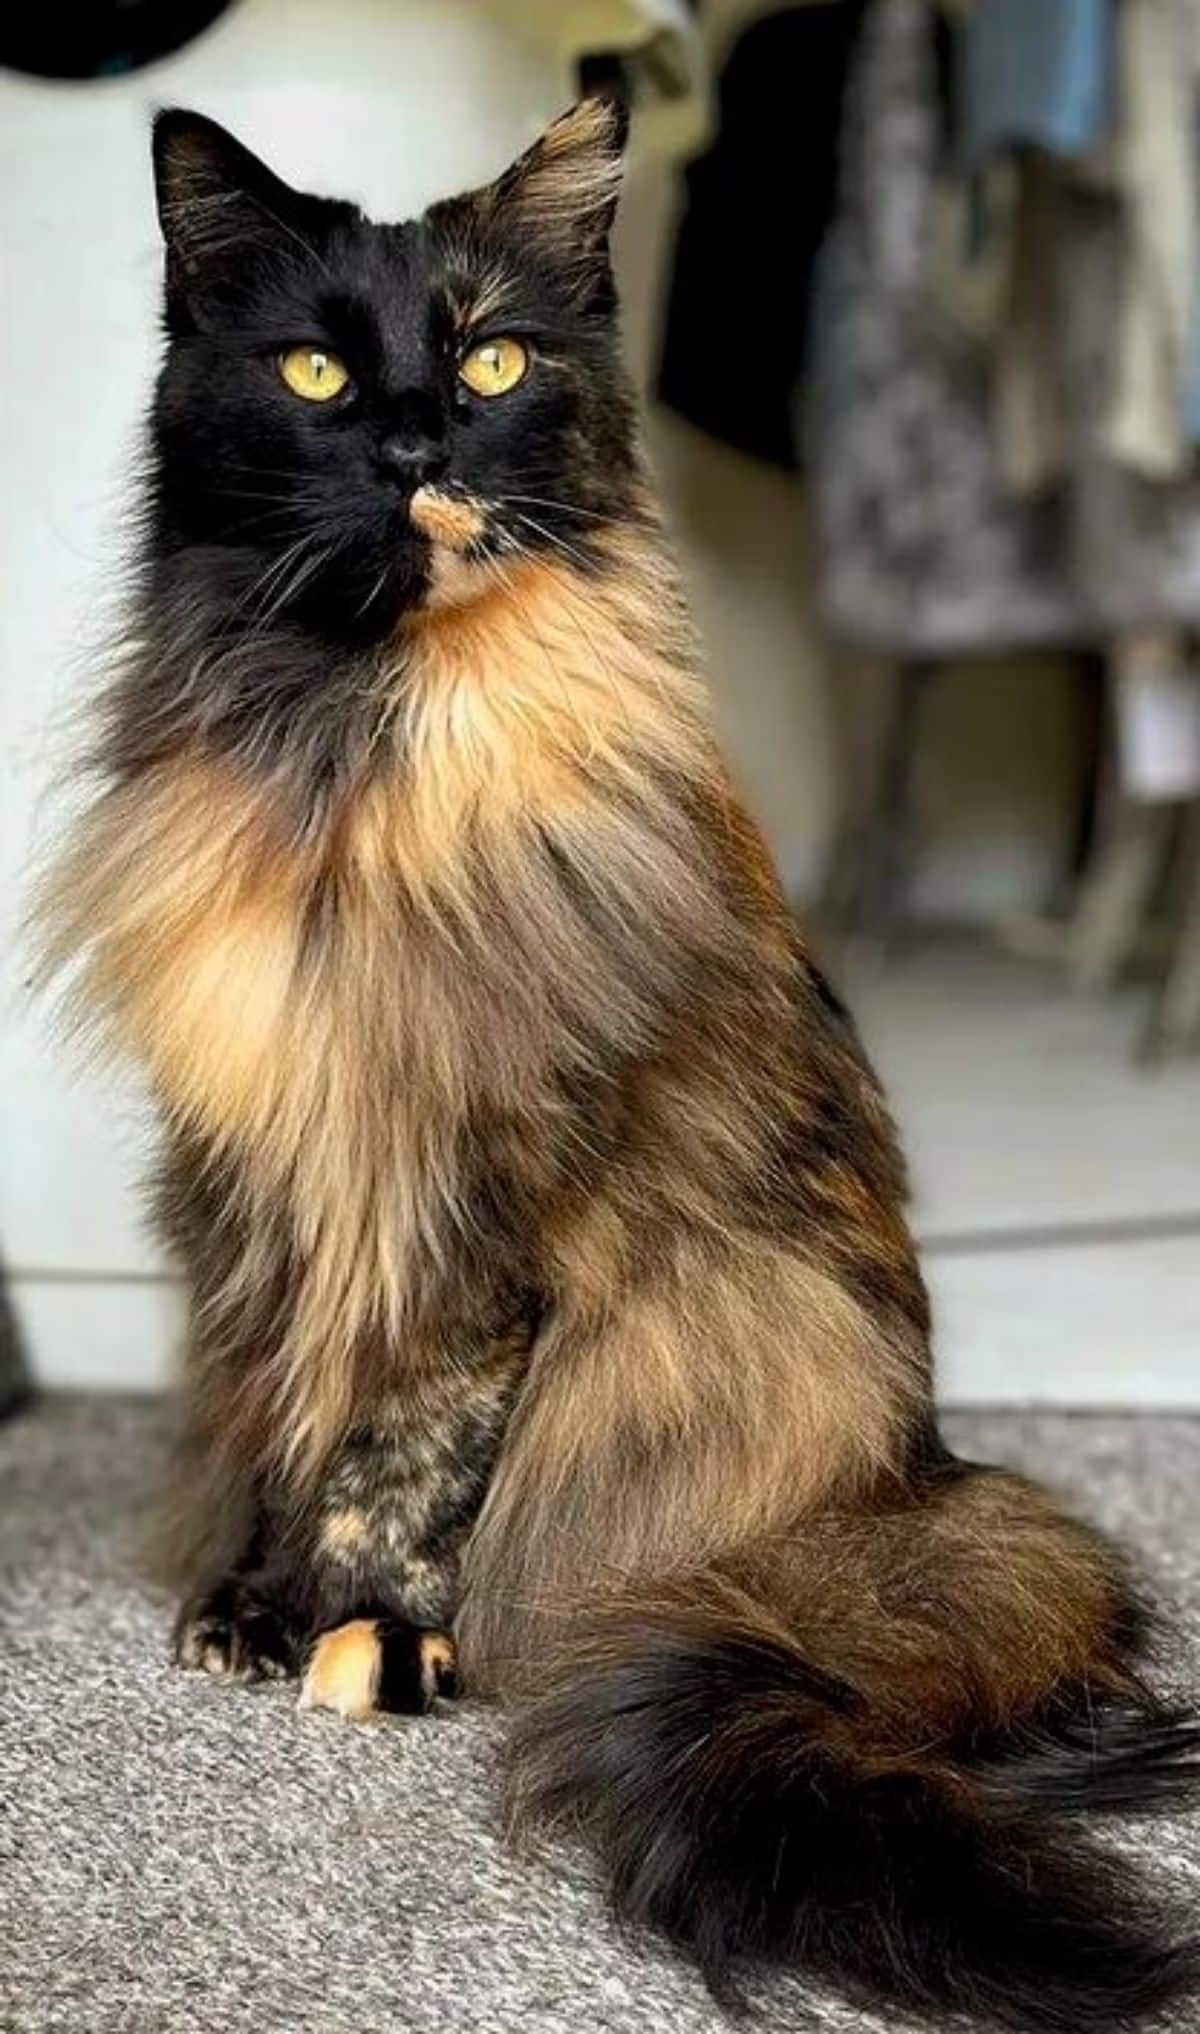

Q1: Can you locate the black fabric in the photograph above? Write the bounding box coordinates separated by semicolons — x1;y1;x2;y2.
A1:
0;2;234;79
657;3;868;469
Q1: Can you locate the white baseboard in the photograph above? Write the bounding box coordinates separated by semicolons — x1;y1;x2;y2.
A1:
928;1233;1199;1406
13;1231;1199;1406
12;1276;181;1392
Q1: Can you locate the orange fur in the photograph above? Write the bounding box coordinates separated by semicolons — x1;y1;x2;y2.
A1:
37;548;718;1482
409;487;486;550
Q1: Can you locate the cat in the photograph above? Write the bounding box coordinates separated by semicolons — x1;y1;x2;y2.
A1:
38;97;1199;2030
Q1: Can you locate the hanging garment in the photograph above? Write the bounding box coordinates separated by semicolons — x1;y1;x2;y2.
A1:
1107;0;1200;477
958;0;1115;167
656;3;869;468
952;0;1200;482
810;0;1200;652
809;0;1083;653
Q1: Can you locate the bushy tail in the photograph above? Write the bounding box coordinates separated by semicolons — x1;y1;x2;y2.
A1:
507;1468;1200;2031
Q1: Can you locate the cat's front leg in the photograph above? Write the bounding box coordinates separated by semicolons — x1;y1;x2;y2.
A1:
299;1615;459;1720
172;1485;462;1712
174;1559;305;1685
296;1359;527;1721
172;1487;311;1683
172;1305;536;1713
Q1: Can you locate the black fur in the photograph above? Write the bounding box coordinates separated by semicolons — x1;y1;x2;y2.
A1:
173;1573;302;1681
144;102;637;685
374;1617;459;1714
512;1606;1200;2031
175;1584;458;1713
974;1701;1200;1817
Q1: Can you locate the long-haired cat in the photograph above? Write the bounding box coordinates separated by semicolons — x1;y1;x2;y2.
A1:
39;98;1199;2031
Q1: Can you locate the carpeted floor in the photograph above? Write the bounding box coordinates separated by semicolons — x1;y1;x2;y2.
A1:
2;1398;1199;2034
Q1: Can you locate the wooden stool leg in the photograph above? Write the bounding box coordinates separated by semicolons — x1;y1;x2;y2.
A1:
1069;799;1173;993
859;658;932;954
1142;801;1200;1058
1071;627;1199;996
1049;649;1106;917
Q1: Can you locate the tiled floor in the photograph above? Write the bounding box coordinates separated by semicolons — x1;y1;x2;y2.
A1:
842;941;1200;1404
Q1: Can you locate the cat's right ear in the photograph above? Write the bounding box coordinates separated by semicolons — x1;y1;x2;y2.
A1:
152;109;308;311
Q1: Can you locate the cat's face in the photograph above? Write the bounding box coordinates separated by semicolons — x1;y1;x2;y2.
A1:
150;100;634;645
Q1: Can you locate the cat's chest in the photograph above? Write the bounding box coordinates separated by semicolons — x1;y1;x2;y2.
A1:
91;746;578;1177
126;815;480;1164
71;581;701;1182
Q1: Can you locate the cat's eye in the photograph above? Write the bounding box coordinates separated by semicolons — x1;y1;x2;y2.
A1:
278;347;350;403
458;336;529;399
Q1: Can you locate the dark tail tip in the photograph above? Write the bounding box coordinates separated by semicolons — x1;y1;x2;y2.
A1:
509;1609;1200;2032
976;1701;1200;1818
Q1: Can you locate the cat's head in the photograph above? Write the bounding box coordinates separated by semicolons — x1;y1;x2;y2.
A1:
149;99;635;644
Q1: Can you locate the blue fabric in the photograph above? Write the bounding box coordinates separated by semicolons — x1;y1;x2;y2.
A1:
960;0;1116;167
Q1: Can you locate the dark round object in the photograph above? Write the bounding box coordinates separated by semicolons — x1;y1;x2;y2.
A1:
1;1;235;81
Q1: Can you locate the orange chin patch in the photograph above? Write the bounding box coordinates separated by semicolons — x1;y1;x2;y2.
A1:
422;549;498;612
409;486;487;551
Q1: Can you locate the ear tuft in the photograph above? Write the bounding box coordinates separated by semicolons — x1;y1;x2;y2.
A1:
487;95;629;300
533;93;630;167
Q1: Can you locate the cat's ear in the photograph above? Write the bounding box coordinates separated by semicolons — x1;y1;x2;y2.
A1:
486;96;628;303
151;109;313;310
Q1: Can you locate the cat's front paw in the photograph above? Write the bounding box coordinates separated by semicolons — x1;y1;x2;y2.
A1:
174;1579;300;1684
298;1618;457;1721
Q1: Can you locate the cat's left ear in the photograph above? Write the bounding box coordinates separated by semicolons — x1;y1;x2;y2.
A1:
486;96;629;305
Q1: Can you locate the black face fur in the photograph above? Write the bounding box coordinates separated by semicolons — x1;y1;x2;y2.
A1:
147;101;636;664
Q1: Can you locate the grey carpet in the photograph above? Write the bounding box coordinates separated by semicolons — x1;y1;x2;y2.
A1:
2;1397;1198;2034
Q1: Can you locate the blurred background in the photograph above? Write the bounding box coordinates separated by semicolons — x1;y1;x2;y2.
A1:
2;0;1198;1416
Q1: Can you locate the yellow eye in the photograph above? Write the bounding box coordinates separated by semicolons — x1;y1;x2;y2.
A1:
278;347;350;402
458;336;529;398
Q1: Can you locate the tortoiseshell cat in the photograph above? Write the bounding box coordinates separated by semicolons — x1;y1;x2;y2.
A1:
41;100;1198;2030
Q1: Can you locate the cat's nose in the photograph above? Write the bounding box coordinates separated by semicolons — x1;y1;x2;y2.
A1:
376;433;448;488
